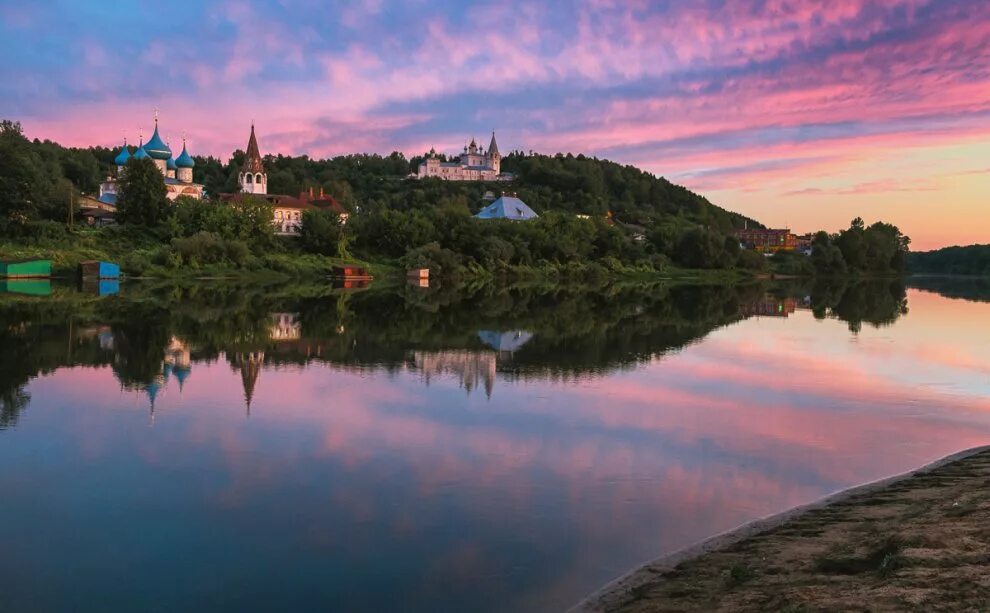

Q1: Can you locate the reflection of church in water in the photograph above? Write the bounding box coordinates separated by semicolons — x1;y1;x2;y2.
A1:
132;337;193;422
411;330;533;398
116;318;533;415
122;313;309;419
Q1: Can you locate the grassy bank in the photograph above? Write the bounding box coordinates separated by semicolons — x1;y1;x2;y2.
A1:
578;447;990;612
1;226;761;284
0;226;394;280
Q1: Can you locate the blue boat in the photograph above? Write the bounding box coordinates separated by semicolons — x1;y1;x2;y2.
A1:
79;260;120;279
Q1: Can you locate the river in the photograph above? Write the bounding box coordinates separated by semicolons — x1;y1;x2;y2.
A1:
1;278;988;611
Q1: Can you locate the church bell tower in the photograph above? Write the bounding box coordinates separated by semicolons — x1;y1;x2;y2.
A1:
488;131;501;174
239;124;267;195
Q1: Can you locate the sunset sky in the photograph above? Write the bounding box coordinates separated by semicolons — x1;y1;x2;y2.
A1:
1;1;987;249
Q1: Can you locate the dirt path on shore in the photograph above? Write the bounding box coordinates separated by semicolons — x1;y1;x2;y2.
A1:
576;447;990;612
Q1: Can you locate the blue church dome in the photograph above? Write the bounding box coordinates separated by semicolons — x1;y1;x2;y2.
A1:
132;145;150;161
175;141;195;168
114;141;131;166
166;156;177;170
143;121;172;160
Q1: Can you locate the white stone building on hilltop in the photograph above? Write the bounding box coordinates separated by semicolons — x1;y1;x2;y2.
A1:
99;114;205;205
416;132;512;181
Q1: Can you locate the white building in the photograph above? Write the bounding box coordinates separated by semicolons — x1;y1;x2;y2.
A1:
99;114;205;205
416;132;512;181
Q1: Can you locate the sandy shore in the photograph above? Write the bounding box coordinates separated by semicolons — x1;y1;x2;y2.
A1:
573;445;990;612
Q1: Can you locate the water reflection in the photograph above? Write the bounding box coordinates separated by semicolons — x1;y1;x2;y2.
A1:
0;278;987;612
0;279;916;432
4;279;907;418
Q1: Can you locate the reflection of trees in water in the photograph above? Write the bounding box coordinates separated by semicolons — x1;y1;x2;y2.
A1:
109;302;172;389
0;387;30;430
0;278;923;422
800;278;908;333
907;276;990;304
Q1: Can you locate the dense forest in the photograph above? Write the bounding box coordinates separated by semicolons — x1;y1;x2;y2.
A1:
907;244;990;276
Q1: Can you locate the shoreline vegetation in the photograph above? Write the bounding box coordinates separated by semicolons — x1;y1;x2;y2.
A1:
1;119;913;282
574;445;990;612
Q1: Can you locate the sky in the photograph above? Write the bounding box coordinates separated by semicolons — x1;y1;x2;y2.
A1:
1;0;988;249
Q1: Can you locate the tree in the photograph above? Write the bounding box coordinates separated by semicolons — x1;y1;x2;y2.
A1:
674;227;735;269
811;231;848;275
300;209;345;256
117;157;168;226
0;120;54;228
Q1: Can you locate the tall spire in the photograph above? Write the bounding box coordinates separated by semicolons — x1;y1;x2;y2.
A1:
488;131;499;157
232;351;263;416
242;123;264;173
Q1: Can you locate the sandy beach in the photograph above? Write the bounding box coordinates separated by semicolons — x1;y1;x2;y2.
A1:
575;445;990;612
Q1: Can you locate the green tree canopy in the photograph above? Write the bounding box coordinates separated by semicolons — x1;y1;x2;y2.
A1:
116;157;168;226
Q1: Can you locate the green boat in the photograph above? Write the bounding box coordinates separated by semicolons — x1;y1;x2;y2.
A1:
0;259;52;278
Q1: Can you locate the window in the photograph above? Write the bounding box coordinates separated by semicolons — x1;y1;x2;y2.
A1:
256;173;263;184
246;174;253;184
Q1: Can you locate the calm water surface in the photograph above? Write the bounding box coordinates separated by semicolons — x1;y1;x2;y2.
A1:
1;279;988;611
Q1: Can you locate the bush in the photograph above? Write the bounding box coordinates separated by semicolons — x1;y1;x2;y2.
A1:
224;239;251;266
122;252;152;275
168;196;276;253
23;220;69;243
401;242;464;278
736;248;767;271
770;251;815;276
169;231;251;268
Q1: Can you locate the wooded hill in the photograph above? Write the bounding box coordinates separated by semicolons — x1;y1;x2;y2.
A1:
908;244;990;276
80;133;761;233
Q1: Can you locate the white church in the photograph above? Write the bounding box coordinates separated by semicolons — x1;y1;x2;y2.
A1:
99;114;205;205
416;132;512;181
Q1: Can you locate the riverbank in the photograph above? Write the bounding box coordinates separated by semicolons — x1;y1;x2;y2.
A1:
575;446;990;612
0;228;758;284
0;228;393;280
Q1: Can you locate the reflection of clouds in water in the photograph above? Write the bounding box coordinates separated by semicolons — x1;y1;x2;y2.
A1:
6;286;990;610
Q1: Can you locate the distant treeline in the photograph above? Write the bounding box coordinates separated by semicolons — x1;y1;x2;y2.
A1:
908;244;990;277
